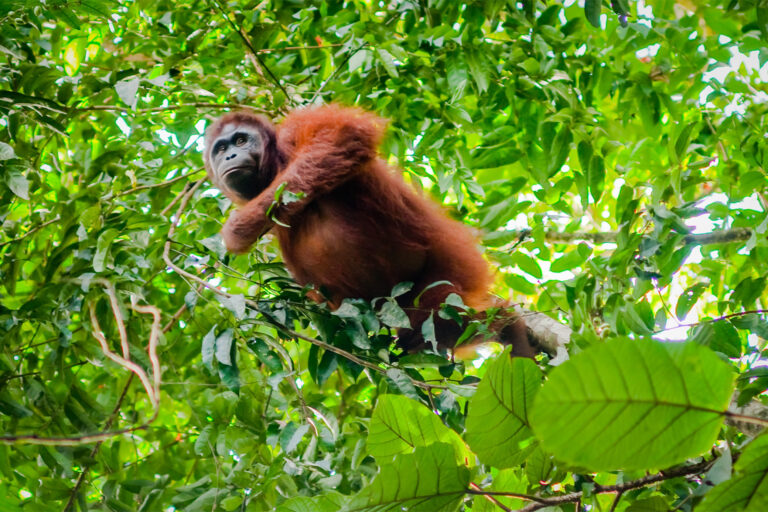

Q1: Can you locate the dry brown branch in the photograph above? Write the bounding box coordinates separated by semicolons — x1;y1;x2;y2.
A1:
96;278;130;358
88;280;159;409
0;281;162;445
132;303;163;400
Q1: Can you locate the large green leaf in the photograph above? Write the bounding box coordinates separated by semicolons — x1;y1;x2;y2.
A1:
348;443;469;512
699;433;768;511
465;349;542;468
277;492;350;512
529;339;735;471
368;394;468;462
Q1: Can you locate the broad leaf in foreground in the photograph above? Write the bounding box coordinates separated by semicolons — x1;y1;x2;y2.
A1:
368;394;468;462
465;348;542;467
348;443;469;512
277;492;350;512
699;433;768;511
529;338;734;471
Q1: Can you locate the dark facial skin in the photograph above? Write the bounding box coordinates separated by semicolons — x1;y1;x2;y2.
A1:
208;123;268;202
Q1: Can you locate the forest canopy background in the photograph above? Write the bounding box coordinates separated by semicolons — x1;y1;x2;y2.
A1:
1;0;768;511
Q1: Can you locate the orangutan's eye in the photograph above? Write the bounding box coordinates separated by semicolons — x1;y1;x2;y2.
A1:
234;135;248;146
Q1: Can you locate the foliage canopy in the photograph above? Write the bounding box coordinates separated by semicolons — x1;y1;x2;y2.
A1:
1;0;768;510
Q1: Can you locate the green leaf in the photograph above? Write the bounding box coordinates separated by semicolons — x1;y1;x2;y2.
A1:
376;49;399;78
217;294;245;320
0;142;15;160
201;327;216;371
625;496;670;511
277;492;350;512
585;0;602;27
465;349;542;468
690;321;742;358
421;312;437;347
349;443;469;511
248;338;282;371
219;362;241;392
512;252;543;279
577;140;593;172
550;243;591;272
465;48;490;93
397;353;451;368
699;433;768;511
7;171;29;200
194;425;215;456
390;281;414;298
674;123;696;160
280;422;310;453
0;397;33;418
368;394;468;462
115;77;139;107
471;468;527;511
525;446;554;485
214;328;234;366
385;369;420;400
530;338;735;471
758;3;768;41
675;283;707;320
378;300;411;328
588;155;605;202
93;228;119;272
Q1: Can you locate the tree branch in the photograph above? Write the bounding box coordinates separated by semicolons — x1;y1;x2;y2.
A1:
211;0;291;106
0;215;61;248
255;43;345;53
514;459;712;511
73;102;268;114
511;227;755;246
0;280;163;446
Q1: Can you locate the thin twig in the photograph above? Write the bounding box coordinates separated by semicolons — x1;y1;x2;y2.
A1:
0;215;61;248
74;103;267;114
309;43;370;104
653;309;768;334
112;171;203;198
256;43;344;53
131;303;163;400
163;304;188;332
95;278;131;358
0;425;154;446
468;482;513;512
211;0;291;104
511;227;755;246
0;280;164;446
2;361;87;381
63;374;135;512
609;491;624;512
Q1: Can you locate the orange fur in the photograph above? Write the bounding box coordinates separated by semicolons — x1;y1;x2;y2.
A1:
205;105;531;355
